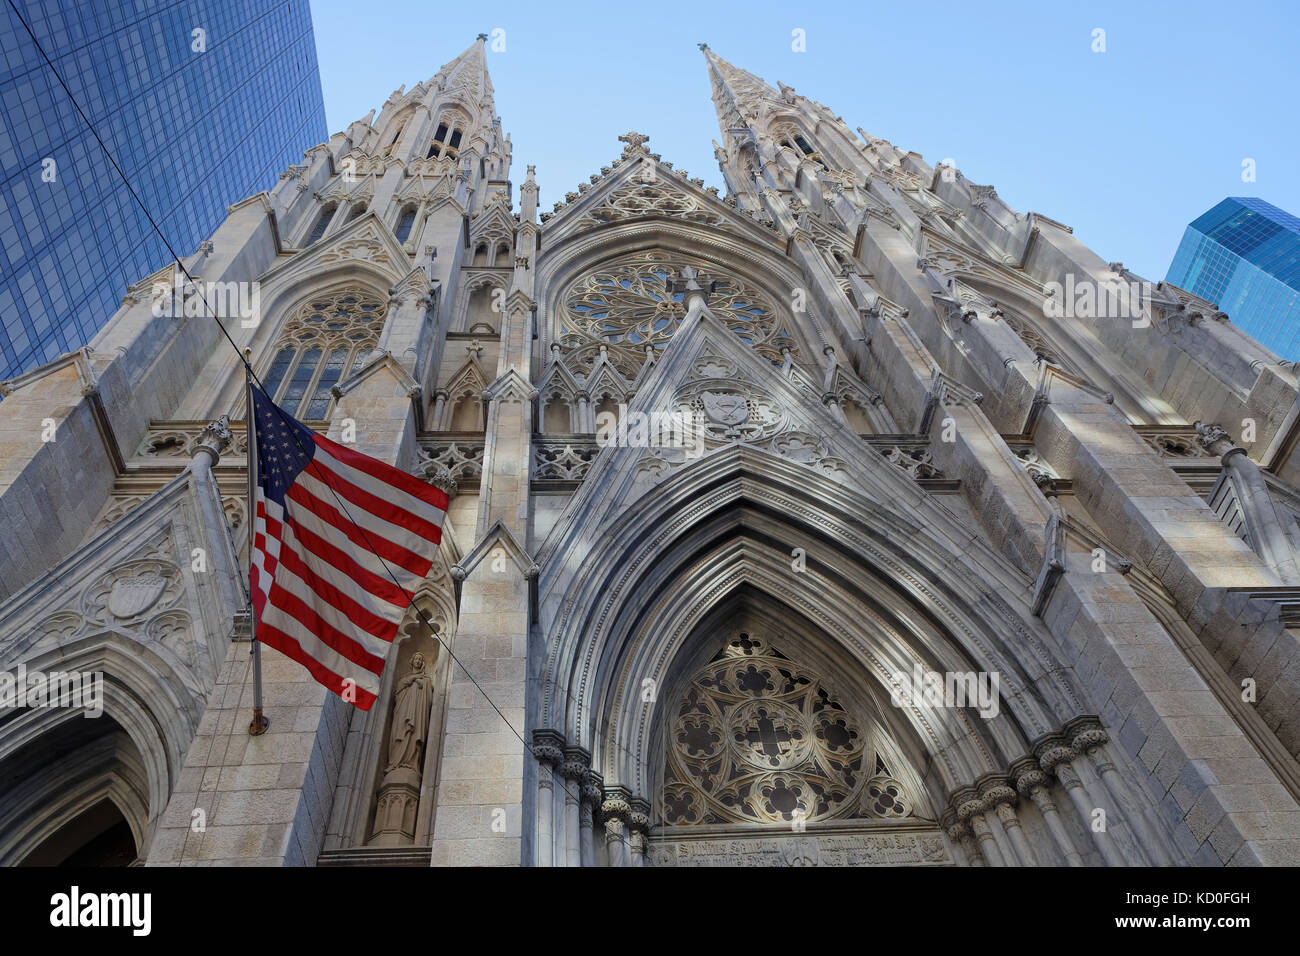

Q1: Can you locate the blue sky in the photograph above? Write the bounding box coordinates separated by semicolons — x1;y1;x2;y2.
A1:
310;0;1299;282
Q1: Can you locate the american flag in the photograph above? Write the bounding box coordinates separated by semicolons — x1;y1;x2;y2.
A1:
247;384;448;710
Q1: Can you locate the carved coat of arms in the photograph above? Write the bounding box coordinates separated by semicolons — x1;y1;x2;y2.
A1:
108;576;167;619
701;391;749;426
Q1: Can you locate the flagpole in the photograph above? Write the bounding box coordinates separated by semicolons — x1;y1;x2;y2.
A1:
245;350;269;736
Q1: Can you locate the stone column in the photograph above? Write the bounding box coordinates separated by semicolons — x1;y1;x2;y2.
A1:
576;391;592;433
1067;718;1172;866
431;388;449;429
627;797;651;867
560;747;589;868
981;779;1036;865
1012;758;1083;866
579;770;602;867
955;787;1005;866
532;730;564;867
1037;738;1126;866
601;790;630;868
189;415;235;555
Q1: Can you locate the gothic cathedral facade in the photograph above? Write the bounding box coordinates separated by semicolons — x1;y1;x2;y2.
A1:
3;37;1300;867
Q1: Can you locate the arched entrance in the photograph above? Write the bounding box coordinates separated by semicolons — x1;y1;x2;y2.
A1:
532;447;1127;865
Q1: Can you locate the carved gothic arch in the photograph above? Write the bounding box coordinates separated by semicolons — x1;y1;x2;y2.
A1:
648;588;938;829
535;356;582;433
438;358;489;431
226;272;394;419
0;634;206;863
537;447;1090;814
454;271;508;334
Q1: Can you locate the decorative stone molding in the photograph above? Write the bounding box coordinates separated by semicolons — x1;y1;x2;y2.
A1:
1034;735;1079;777
534;440;599;482
580;771;604;809
560;747;591;783
532;729;565;769
192;415;232;463
415;439;484;488
918;365;984;433
1134;427;1213;458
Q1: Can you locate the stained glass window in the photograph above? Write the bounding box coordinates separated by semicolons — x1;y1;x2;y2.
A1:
259;289;387;420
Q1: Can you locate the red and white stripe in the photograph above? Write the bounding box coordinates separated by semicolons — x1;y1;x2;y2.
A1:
250;433;447;710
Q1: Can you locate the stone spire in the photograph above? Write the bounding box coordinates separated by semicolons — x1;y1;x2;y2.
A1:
429;34;495;112
702;46;782;136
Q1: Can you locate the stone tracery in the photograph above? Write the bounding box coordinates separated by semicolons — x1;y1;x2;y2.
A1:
661;632;918;827
558;250;793;368
260;287;387;420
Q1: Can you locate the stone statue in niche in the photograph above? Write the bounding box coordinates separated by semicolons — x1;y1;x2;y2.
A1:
371;649;437;846
385;652;434;773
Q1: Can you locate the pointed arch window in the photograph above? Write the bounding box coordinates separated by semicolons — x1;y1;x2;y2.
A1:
427;112;466;160
777;126;829;171
259;289;388;420
395;206;417;243
383;108;415;157
305;203;337;246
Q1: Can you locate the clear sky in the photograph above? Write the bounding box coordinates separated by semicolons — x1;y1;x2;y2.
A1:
309;0;1299;283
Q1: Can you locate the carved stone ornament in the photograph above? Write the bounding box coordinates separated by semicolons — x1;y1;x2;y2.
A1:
661;633;919;827
107;572;169;619
701;390;749;427
676;379;784;445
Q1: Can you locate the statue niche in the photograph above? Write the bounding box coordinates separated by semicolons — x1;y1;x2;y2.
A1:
370;648;437;845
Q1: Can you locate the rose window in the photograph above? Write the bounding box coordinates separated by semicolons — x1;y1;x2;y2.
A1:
559;250;792;368
662;633;915;827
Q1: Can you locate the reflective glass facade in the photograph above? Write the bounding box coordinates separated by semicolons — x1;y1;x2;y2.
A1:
0;0;327;378
1166;197;1300;359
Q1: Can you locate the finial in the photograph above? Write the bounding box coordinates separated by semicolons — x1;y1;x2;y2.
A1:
476;32;488;42
618;131;650;153
698;42;709;51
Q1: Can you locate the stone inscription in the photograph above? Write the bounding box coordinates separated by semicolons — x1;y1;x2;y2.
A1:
648;830;949;866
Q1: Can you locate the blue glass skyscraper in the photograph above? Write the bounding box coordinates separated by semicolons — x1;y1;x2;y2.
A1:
1166;197;1300;359
0;0;328;378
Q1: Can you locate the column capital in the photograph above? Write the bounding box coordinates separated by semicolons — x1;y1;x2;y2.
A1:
1064;716;1109;754
950;785;984;823
627;797;652;834
1033;733;1078;773
976;775;1017;811
601;786;631;823
560;745;591;782
940;809;969;841
193;414;233;465
531;729;565;768
1008;757;1044;793
580;770;604;808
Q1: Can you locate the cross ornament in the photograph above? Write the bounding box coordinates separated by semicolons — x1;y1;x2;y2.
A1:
618;131;650;153
739;710;795;764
